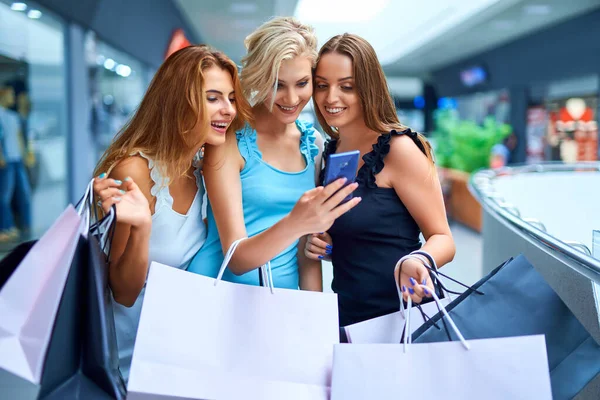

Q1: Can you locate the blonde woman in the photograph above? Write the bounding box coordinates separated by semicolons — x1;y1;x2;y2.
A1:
91;45;252;381
187;17;359;290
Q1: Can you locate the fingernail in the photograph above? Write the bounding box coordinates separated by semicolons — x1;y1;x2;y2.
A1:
424;288;430;295
113;197;122;201
98;172;107;179
124;177;132;181
114;180;122;185
326;245;332;250
319;232;324;234
408;287;415;295
119;189;126;195
326;249;332;255
409;277;417;286
318;255;324;259
422;278;427;285
355;197;362;202
401;285;406;292
340;177;348;183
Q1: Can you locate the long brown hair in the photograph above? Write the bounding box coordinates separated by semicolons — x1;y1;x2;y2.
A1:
313;34;433;162
94;45;252;181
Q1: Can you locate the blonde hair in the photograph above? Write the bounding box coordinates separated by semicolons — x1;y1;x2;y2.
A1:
314;34;434;163
93;45;252;182
241;16;318;109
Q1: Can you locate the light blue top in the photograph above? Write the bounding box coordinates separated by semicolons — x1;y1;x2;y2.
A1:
187;120;319;289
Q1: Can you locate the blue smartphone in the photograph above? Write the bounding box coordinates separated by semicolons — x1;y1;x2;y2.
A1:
323;150;361;202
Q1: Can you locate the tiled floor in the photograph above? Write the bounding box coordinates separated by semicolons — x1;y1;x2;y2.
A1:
321;221;483;293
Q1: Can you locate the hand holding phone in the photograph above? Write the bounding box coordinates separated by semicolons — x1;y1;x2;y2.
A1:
323;150;361;202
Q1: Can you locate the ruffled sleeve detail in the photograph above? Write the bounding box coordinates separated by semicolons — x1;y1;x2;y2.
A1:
137;151;174;211
236;123;261;163
360;129;421;188
297;120;320;163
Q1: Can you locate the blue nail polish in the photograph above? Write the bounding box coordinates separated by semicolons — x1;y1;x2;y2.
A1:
408;287;415;295
326;245;332;250
119;189;126;195
98;172;107;179
114;180;122;185
326;249;332;255
124;177;132;181
401;285;406;292
318;255;324;259
319;232;324;234
422;278;427;285
409;277;417;286
424;288;430;295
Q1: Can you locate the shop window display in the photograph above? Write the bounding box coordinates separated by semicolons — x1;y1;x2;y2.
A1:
85;32;148;159
0;0;67;251
546;96;598;162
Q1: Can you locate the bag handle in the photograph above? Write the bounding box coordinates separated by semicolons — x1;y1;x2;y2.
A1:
75;178;116;244
215;238;274;294
402;284;470;352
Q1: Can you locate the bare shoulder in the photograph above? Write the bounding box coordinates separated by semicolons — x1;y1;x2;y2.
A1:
386;133;432;175
110;155;154;200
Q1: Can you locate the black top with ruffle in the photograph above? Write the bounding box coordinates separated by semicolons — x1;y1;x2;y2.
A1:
321;128;426;326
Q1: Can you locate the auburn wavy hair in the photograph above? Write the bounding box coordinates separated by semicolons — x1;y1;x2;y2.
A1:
94;45;252;181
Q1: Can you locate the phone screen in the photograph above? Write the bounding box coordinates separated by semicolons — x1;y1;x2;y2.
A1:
323;150;360;202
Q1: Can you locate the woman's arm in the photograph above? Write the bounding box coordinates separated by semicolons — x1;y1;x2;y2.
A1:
387;135;456;303
296;131;325;290
204;134;360;276
94;157;153;307
297;235;323;291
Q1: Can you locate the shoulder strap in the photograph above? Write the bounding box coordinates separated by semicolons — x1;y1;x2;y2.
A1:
136;152;174;210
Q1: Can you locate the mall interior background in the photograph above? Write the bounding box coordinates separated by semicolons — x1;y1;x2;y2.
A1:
1;0;599;279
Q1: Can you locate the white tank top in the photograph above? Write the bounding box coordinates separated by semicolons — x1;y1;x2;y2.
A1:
112;152;207;382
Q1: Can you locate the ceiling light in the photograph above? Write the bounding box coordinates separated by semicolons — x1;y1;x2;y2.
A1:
10;2;27;11
27;9;42;19
295;0;390;23
524;4;551;15
103;58;116;70
229;3;258;13
116;64;132;77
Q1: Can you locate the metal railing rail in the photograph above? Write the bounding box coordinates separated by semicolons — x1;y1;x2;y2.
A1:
469;162;600;282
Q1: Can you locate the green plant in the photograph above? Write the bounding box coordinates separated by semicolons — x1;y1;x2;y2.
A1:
432;111;511;173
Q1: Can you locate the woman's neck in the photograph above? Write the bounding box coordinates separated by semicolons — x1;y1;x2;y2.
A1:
337;120;380;149
253;104;296;137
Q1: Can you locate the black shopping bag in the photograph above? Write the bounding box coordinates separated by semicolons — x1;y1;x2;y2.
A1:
412;254;600;400
0;204;125;399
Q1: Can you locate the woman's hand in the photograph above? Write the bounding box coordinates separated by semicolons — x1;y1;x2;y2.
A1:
304;231;333;261
94;174;151;229
288;178;360;236
395;258;435;304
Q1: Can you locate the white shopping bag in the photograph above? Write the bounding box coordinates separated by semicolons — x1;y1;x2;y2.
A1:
0;206;82;390
331;286;552;400
345;252;454;343
344;298;452;344
128;238;340;400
